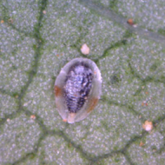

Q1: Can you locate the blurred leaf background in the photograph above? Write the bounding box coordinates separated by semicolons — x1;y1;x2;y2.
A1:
0;0;165;164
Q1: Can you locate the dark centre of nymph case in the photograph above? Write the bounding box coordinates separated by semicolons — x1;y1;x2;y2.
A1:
64;62;93;113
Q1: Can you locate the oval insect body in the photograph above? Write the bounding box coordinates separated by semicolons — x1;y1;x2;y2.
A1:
55;58;102;123
64;63;93;113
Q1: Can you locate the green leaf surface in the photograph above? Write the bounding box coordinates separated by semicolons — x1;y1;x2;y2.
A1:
0;0;165;164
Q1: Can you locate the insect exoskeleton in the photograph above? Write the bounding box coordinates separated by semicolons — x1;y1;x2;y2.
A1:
54;58;102;123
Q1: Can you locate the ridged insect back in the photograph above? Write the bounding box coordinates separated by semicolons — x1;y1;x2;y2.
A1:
64;62;93;113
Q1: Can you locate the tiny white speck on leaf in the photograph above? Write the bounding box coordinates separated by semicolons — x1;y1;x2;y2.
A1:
81;44;90;55
142;120;153;132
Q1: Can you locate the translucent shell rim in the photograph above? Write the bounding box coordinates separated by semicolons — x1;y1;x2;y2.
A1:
54;57;102;123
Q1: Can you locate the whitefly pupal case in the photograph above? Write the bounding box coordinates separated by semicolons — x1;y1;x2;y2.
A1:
54;58;102;123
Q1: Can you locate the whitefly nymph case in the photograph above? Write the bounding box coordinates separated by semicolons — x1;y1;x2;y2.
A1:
54;58;102;123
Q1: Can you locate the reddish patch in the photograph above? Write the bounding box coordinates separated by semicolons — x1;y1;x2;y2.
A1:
94;71;97;75
54;86;63;97
139;141;144;147
127;19;134;26
142;102;148;106
87;98;98;113
30;115;36;119
63;119;67;122
74;94;78;97
56;53;63;57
